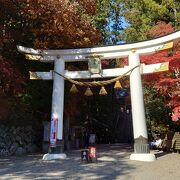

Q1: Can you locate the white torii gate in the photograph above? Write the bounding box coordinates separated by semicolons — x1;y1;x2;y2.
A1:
17;31;180;162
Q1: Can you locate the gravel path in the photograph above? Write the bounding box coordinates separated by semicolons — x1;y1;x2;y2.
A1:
0;144;179;180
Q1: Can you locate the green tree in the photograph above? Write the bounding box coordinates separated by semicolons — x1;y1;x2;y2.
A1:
92;0;124;44
120;0;180;42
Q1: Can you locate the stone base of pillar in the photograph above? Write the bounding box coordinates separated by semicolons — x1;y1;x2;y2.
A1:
134;143;150;153
134;135;150;153
130;153;156;162
42;140;67;160
42;153;67;160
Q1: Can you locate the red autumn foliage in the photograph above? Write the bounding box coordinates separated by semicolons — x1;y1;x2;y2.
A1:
142;49;180;122
171;106;180;122
142;49;180;121
17;0;101;48
146;21;174;38
141;21;180;122
0;56;25;95
0;0;102;97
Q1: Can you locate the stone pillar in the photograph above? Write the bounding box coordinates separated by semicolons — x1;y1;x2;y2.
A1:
43;58;66;160
129;52;156;162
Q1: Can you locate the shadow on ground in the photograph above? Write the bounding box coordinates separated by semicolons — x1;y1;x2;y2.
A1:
0;144;136;179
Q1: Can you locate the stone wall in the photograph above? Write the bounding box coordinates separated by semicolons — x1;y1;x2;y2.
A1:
0;125;38;156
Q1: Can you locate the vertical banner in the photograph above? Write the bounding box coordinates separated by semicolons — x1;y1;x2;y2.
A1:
50;117;58;147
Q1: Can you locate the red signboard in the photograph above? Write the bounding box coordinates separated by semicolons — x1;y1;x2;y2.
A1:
88;146;96;158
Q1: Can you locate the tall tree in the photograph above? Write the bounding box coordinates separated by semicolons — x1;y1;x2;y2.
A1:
120;0;180;42
92;0;125;44
0;0;102;123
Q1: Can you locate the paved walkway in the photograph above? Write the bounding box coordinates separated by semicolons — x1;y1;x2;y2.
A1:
0;144;179;180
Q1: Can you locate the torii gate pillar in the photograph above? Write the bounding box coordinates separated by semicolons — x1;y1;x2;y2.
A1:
43;59;67;160
129;52;155;161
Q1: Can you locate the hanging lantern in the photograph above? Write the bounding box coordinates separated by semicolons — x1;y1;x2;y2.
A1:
114;80;122;89
99;86;108;96
70;84;79;94
84;87;93;96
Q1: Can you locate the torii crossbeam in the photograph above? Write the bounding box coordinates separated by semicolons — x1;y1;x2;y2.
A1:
17;30;180;162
